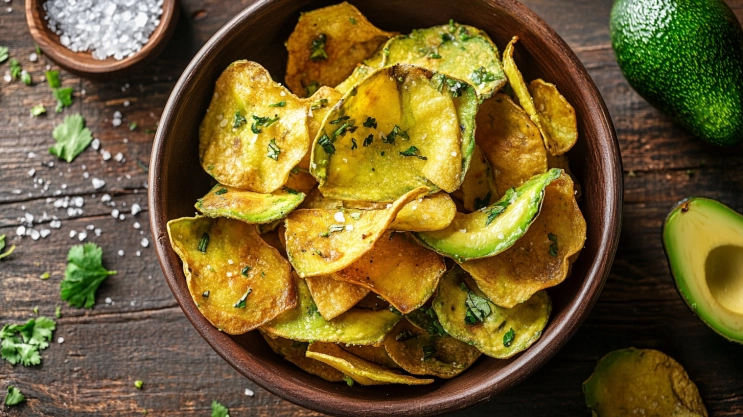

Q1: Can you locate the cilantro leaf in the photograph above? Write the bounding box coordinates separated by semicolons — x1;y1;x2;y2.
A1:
53;87;74;113
470;66;495;85
49;114;92;162
0;317;55;366
233;110;246;128
0;46;8;64
30;104;46;117
399;146;427;160
318;134;335;154
267;138;281;161
211;400;230;417
4;385;25;406
9;59;21;80
310;34;328;61
461;283;492;325
60;243;117;308
46;70;61;88
0;234;16;260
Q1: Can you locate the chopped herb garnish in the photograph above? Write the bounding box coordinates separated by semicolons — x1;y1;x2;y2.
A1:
363;117;377;128
39;271;50;280
429;52;442;59
145;128;156;134
351;138;358;150
310;34;329;61
307;302;320;316
548;233;558;257
134;380;144;389
49;114;92;163
267;138;281;161
343;376;354;387
241;266;251;276
251;114;280;134
202;291;210;298
459;26;473;41
442;33;455;42
269;100;286;107
30;103;46;117
60;243;117;308
386;125;409;144
422;345;436;360
0;46;8;64
399;146;427;160
321;224;345;237
129;122;138;131
233;110;247;128
318;134;336;154
305;81;320;96
333;123;350;138
0;316;56;366
21;71;32;86
395;329;416;341
46;70;61;88
0;234;16;260
198;232;210;253
445;78;468;97
471;66;496;85
330;115;350;124
211;400;230;417
503;328;515;347
485;188;515;226
362;134;373;147
9;59;21;80
284;187;299;195
448;19;457;33
349;212;361;220
215;187;228;195
473;191;492;211
55;306;61;318
462;283;492;325
381;151;385;156
53;87;74;113
4;386;25;406
261;271;266;277
233;288;252;308
349;17;357;24
310;98;328;110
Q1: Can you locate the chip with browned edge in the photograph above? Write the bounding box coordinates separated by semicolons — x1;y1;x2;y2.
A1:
195;184;305;224
529;79;578;156
261;332;345;382
305;275;370;321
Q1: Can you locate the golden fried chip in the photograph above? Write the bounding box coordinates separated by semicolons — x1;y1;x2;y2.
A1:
342;344;401;369
285;187;427;277
460;174;586;307
195;184;305;224
414;169;562;262
433;267;551;359
329;231;445;314
306;342;433;385
382;22;506;98
477;93;548;195
384;320;481;378
167;217;297;334
262;273;401;345
305;275;370;320
261;332;345;382
529;79;578;155
285;2;395;97
583;348;708;417
301;87;344;170
460;146;499;211
199;61;309;193
311;65;477;201
547;154;582;200
335;64;374;95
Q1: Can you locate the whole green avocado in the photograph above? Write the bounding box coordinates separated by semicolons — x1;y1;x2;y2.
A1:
610;0;743;147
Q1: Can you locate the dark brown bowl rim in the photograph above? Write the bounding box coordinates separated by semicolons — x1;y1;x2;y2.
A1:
149;0;623;415
25;0;179;77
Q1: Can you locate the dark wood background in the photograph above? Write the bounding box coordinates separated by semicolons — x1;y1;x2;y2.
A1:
1;0;742;415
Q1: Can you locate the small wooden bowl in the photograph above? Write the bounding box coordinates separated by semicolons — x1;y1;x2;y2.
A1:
25;0;179;79
149;0;623;415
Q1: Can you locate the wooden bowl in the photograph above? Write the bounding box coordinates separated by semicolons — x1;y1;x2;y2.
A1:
149;0;623;415
25;0;179;79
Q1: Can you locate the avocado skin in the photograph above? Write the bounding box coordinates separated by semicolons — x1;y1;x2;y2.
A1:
610;0;743;147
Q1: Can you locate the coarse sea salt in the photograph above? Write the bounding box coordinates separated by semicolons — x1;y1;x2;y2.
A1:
43;0;164;61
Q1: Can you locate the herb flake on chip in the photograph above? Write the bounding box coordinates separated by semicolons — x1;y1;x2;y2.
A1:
234;288;252;308
269;101;286;107
233;110;247;128
548;233;558;257
310;34;329;61
473;191;492;211
241;266;251;276
215;188;228;196
198;232;210;253
60;243;117;309
310;98;328;110
351;138;358;150
267;139;281;161
363;117;377;128
305;81;320;96
461;283;492;325
318;134;336;154
362;134;373;147
399;146;427;160
471;66;496;85
485;188;515;226
251;114;280;134
503;328;515;347
422;345;436;360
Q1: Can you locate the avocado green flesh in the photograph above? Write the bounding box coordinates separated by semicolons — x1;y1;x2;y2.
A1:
663;197;743;343
610;0;743;146
195;184;305;224
414;168;561;262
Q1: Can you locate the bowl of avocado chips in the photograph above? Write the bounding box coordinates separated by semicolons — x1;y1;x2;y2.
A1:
149;0;622;415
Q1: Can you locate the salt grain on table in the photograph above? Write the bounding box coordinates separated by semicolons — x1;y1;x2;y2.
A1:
43;0;164;61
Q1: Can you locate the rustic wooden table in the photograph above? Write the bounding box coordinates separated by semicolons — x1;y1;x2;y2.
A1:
1;0;742;415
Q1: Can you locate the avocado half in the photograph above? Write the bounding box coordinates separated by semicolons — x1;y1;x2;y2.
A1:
663;197;743;343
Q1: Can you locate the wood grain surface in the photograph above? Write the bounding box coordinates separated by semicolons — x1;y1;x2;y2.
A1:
1;0;742;416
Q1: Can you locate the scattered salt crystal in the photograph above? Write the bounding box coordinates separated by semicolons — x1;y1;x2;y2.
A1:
40;229;51;238
334;212;345;223
94;228;101;236
111;209;120;218
102;150;112;161
25;213;34;224
228;259;234;265
101;194;112;203
78;232;87;241
130;203;142;215
86;225;94;231
140;238;149;248
112;118;122;127
133;222;141;229
30;229;40;240
83;172;89;179
72;196;84;207
92;178;106;189
69;230;77;238
11;190;21;195
28;168;36;177
244;388;254;397
50;220;61;228
3;73;10;83
118;214;125;220
61;183;67;189
117;250;124;257
57;337;64;344
91;138;100;150
451;151;457;157
136;251;141;257
123;100;130;107
114;152;124;162
226;272;233;277
29;52;38;62
105;297;113;304
345;225;354;231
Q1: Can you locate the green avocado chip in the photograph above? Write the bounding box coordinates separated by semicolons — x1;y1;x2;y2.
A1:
195;184;305;224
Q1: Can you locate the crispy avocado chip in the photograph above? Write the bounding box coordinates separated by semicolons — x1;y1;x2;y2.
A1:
381;22;506;98
329;231;445;314
502;37;557;156
167;217;297;334
285;187;427;277
262;273;401;345
311;65;476;201
195;184;305;224
415;169;562;262
460;146;499;211
547;154;582;200
306;342;434;386
301;87;344;170
342;344;401;369
305;275;370;320
477;93;548;195
284;2;395;97
261;332;345;382
335;64;374;95
384;319;481;378
583;348;708;417
460;174;586;307
433;267;551;359
199;61;309;193
529;79;578;156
